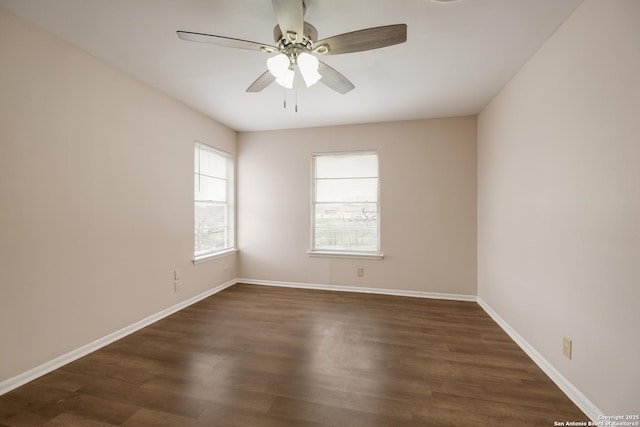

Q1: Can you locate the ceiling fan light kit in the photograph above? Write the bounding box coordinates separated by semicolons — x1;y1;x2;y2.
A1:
177;0;407;99
266;51;320;89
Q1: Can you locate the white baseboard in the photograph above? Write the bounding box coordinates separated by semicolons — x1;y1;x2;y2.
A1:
0;279;237;396
237;278;477;302
477;297;603;422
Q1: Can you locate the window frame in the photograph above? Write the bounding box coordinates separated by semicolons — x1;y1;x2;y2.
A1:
193;141;236;263
309;150;383;259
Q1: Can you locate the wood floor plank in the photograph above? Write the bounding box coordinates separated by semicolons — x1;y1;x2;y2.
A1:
196;402;328;427
43;412;121;427
0;284;589;425
267;396;405;427
120;408;200;427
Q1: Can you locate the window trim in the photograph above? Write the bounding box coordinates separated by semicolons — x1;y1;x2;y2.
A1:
307;250;384;260
193;248;238;265
309;150;382;258
193;141;235;263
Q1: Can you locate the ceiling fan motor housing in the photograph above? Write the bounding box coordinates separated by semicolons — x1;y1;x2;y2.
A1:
273;21;318;52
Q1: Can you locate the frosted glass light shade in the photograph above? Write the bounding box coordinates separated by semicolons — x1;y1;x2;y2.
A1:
298;52;322;87
267;54;294;89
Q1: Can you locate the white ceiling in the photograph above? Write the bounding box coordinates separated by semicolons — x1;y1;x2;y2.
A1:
0;0;583;132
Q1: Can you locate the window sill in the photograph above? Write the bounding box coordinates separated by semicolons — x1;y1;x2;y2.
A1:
307;250;384;260
193;248;238;265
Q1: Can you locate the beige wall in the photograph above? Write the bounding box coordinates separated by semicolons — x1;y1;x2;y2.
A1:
0;9;237;382
478;0;639;415
238;118;477;296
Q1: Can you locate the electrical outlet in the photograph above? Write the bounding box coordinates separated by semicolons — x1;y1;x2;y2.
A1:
357;267;364;277
563;337;572;360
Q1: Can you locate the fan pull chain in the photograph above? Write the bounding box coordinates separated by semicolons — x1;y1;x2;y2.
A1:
283;86;287;109
280;88;300;112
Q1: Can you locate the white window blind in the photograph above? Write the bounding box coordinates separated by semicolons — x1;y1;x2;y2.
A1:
312;152;380;254
194;142;234;259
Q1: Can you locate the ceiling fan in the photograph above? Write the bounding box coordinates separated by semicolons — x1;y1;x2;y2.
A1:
177;0;407;95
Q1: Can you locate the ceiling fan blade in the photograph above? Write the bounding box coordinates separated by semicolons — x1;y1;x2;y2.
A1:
318;61;355;94
271;0;304;44
177;31;278;53
313;24;407;55
246;71;276;92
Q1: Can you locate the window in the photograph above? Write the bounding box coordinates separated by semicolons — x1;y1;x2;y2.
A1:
194;142;234;260
311;151;380;256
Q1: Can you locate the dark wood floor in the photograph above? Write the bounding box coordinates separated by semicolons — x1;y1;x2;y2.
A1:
0;284;588;426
